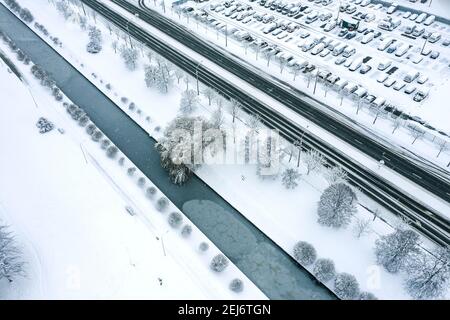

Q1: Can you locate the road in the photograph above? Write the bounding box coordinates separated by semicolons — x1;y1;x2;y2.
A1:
80;0;450;245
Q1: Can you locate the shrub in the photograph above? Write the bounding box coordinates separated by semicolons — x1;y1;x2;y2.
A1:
101;139;111;150
146;186;157;199
118;157;125;166
334;273;360;300
121;97;128;104
86;123;96;135
210;254;229;272
127;167;136;176
181;225;192;237
92;130;103;142
313;258;336;283
293;241;317;266
128;102;136;111
199;242;209;252
78;115;90;127
229;279;244;293
167;212;183;228
156;197;169;212
106;146;119;159
137;177;146;187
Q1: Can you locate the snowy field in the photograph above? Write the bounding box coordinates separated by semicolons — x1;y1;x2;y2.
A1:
6;0;449;300
143;0;450;170
0;40;265;299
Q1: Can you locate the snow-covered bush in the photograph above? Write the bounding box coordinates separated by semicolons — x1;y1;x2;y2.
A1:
313;258;336;282
210;254;229;272
52;87;63;101
86;123;97;135
0;224;25;283
118;157;125;166
375;228;420;273
181;225;192;237
128;102;136;111
404;246;450;299
168;212;183;228
358;291;378;300
67;104;84;121
78;115;90;127
101;139;111;150
281;168;301;189
137;177;146;187
293;241;317;266
229;278;244;293
334;273;360;300
156;197;169;212
120;45;139;71
127;167;136;176
91;130;103;142
19;8;34;23
324;165;348;185
106;146;119;159
145;186;157;199
36;117;54;134
156;116;219;185
317;183;357;229
5;0;34;23
86;26;102;54
199;242;209;252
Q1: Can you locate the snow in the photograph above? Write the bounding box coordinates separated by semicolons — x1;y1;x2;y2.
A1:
0;40;265;299
6;0;449;299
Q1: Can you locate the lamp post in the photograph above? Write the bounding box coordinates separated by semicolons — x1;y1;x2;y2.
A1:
195;60;203;95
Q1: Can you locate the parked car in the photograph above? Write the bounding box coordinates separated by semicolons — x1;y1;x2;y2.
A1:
430;51;440;59
335;57;347;65
413;89;429;102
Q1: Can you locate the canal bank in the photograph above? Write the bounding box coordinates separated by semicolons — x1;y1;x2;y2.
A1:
0;4;335;299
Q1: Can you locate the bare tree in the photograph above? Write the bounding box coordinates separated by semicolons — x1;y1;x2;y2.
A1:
202;87;217;106
279;58;288;74
391;117;403;134
324;165;348;185
436;140;448;158
352;217;372;239
303;149;325;175
405;246;450;299
174;68;184;84
409;126;425;145
111;40;118;54
229;98;242;123
290;65;301;81
263;50;274;67
210;106;224;129
179;89;199;114
281;168;301;189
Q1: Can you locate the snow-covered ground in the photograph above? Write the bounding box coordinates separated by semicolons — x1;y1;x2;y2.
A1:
0;39;265;299
8;0;449;299
143;0;450;170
